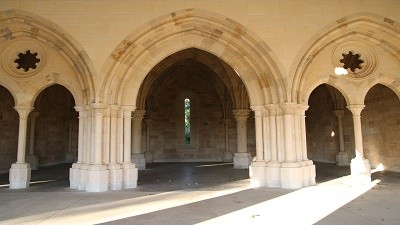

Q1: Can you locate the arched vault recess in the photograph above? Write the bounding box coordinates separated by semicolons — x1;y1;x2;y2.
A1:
100;8;286;107
136;48;250;118
0;10;96;106
290;12;400;105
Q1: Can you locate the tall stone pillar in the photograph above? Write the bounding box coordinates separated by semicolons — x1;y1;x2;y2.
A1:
299;105;315;186
334;109;349;166
86;104;109;192
347;105;371;184
222;118;232;162
70;106;85;189
108;105;122;190
26;112;39;170
144;119;154;163
249;106;267;187
265;104;281;187
121;106;138;189
280;103;303;189
65;119;75;163
232;109;252;169
131;109;146;170
9;106;32;189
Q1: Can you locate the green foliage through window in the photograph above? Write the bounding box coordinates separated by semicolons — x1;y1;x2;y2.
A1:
184;98;190;144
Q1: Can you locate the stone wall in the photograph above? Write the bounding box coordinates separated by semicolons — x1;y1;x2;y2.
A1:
362;84;400;171
33;85;78;165
147;68;255;162
0;86;19;171
1;0;399;75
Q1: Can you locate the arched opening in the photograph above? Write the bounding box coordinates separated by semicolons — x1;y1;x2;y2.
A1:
0;86;18;173
134;48;255;170
362;84;400;172
29;84;78;182
306;84;354;181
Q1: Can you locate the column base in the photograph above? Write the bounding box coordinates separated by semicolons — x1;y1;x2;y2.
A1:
280;162;303;189
9;163;31;189
336;152;350;166
266;162;281;188
132;153;146;170
145;151;154;163
233;153;252;169
350;157;371;185
65;152;75;163
122;163;138;189
77;164;88;190
85;164;109;192
108;164;123;190
26;154;38;170
69;163;83;189
249;161;267;187
301;160;316;186
222;151;233;162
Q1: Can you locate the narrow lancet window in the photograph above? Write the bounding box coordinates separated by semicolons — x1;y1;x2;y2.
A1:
184;98;191;144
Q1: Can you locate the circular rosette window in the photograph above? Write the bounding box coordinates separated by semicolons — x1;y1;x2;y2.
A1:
332;41;378;80
1;39;47;79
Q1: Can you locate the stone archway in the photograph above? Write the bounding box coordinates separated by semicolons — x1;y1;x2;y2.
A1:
0;9;96;189
291;13;400;184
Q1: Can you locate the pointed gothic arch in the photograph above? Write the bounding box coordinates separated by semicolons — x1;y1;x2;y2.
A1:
100;8;286;107
0;9;96;106
290;12;400;105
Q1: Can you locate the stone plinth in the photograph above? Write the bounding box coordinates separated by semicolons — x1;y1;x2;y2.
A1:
26;154;38;170
336;152;349;166
249;161;267;187
302;160;316;186
69;163;82;189
132;153;146;170
350;157;371;185
280;162;303;189
266;162;281;187
122;163;138;189
9;163;31;189
108;164;122;190
77;164;88;190
233;153;252;169
85;164;109;192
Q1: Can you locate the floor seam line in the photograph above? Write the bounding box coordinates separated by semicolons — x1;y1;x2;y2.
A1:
34;193;93;225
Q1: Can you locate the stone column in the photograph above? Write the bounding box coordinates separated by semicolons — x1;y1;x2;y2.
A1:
26;112;39;170
108;105;122;190
103;108;111;165
65;119;75;163
131;109;146;170
70;106;85;189
249;106;267;187
86;104;109;192
222;119;232;162
347;105;371;184
299;105;315;186
9;106;32;189
334;109;349;166
280;103;302;189
121;106;138;189
144;119;154;163
265;104;281;187
232;109;252;169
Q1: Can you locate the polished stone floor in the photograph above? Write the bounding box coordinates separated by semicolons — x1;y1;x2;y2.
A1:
0;162;399;225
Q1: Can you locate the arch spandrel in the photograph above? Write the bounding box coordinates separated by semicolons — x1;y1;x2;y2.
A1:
0;9;96;107
101;9;286;107
291;12;400;105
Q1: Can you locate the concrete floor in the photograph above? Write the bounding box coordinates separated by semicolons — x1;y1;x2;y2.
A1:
0;162;399;225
